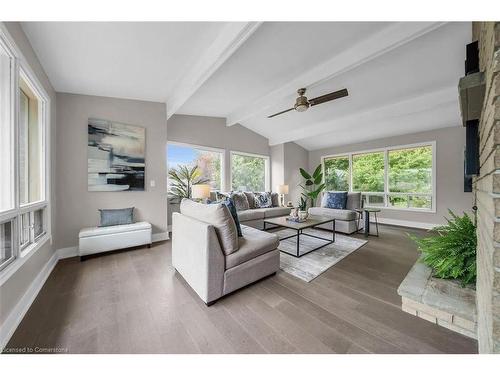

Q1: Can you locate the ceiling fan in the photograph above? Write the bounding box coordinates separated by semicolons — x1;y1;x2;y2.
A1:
267;87;348;118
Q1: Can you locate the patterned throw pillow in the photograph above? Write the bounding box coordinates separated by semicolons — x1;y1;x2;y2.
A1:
230;192;250;211
215;191;230;202
254;192;273;208
324;191;348;209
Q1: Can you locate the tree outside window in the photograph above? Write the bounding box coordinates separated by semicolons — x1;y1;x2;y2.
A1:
231;153;268;192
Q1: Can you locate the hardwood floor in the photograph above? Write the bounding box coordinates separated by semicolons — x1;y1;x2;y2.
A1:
5;225;477;354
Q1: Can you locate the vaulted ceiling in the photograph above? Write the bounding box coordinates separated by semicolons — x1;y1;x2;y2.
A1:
22;21;471;150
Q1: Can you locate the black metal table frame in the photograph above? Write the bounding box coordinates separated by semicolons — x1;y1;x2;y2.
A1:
263;219;335;258
355;209;380;237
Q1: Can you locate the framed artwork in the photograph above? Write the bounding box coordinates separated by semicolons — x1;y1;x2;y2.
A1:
88;118;145;191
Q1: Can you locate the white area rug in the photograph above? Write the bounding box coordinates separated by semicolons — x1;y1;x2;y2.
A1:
276;228;367;282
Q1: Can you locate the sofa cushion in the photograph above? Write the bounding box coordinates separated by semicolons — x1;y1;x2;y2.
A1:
231;192;250;211
180;198;239;255
225;225;279;269
262;207;291;218
308;207;357;221
237;209;265;222
345;192;362;211
79;221;151;238
244;192;256;209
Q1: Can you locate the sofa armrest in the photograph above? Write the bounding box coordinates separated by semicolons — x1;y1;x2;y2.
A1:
172;212;225;303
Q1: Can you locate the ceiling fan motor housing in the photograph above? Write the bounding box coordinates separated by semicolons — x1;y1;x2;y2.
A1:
295;95;309;112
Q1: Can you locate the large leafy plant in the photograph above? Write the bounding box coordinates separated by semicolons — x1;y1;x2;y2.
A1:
409;210;477;286
299;165;326;208
168;165;209;203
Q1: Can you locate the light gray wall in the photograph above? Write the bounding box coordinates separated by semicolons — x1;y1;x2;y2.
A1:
0;23;57;331
270;144;285;191
167;114;270;224
283;142;309;206
308;126;472;226
55;93;167;248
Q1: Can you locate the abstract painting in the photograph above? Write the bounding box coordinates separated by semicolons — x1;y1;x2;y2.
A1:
88;118;145;191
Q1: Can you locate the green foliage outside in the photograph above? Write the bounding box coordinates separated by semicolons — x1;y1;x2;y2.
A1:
409;210;477;287
324;146;433;209
231;154;266;192
299;165;326;208
352;152;385;192
168;165;209;203
324;156;349;191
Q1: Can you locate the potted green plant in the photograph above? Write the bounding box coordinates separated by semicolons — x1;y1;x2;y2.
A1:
299;164;326;209
297;197;308;220
409;210;477;287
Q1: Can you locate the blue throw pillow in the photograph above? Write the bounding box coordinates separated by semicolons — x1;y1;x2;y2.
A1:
325;192;348;210
211;198;242;237
99;207;134;227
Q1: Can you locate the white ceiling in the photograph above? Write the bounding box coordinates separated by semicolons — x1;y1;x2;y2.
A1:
21;22;228;102
22;21;471;150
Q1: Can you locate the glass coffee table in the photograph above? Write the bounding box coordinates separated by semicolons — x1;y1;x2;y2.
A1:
263;215;335;258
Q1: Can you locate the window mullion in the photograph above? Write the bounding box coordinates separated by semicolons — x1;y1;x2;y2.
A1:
384;149;389;207
348;153;353;192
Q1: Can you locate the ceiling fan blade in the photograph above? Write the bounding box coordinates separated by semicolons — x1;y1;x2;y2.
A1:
308;88;348;106
267;107;294;118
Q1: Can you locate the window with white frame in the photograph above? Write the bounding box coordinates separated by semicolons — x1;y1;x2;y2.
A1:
230;151;270;192
322;143;435;211
0;29;50;273
167;142;224;191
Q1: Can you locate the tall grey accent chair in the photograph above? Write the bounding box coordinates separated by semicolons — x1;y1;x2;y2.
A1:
172;199;280;305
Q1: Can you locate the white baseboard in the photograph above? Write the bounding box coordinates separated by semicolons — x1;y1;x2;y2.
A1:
0;250;58;351
152;232;169;242
375;217;437;230
57;246;78;259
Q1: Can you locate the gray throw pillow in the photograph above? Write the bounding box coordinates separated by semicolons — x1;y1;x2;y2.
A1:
254;192;273;208
231;192;249;211
99;207;134;227
180;198;239;255
271;192;280;207
243;192;255;209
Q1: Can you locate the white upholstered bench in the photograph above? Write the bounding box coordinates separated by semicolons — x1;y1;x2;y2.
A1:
78;221;152;259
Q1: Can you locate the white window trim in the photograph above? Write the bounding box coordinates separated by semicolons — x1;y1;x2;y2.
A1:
0;23;51;283
321;141;436;213
229;150;270;192
167;140;226;191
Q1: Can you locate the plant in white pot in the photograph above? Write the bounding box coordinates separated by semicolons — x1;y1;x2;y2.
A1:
297;197;309;220
299;165;326;210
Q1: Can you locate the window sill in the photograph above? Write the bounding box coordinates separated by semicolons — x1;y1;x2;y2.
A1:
365;205;436;214
0;233;51;287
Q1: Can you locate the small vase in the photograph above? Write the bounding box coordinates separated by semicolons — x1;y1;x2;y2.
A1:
298;210;308;220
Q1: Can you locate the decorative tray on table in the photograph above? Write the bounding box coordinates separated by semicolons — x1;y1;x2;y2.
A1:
286;216;307;223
